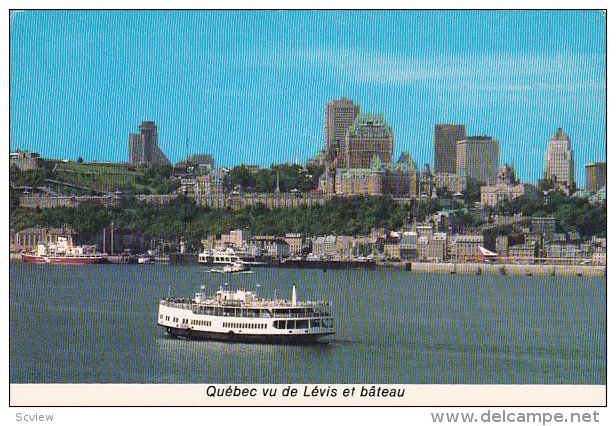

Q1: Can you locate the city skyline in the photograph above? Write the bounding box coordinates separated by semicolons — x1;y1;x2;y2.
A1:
9;10;606;184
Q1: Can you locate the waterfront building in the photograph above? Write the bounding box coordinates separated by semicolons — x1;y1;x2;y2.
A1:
312;236;326;258
128;121;172;167
220;229;247;250
433;124;466;175
249;236;288;259
456;136;500;186
399;231;418;260
414;224;447;262
544;242;582;264
324;235;337;258
449;235;484;262
383;233;401;260
201;235;216;253
324;97;360;166
431;232;447;262
591;237;606;265
342;114;393;170
269;239;290;260
480;163;526;207
14;226;77;253
284;233;303;256
333;236;353;260
417;231;447;262
102;227;145;255
593;251;606;266
495;235;509;260
508;242;538;264
545;128;575;195
585;162;606;193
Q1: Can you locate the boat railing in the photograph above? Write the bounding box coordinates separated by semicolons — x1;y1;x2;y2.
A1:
268;311;331;318
160;299;194;310
160;299;331;318
161;298;330;309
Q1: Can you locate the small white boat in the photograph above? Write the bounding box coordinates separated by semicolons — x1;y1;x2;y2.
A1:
137;256;154;264
211;262;253;274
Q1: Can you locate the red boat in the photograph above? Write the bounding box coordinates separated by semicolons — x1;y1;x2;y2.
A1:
22;237;107;264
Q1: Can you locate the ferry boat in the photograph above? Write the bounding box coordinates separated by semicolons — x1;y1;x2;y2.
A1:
198;247;268;267
22;237;107;264
198;248;242;265
158;285;335;343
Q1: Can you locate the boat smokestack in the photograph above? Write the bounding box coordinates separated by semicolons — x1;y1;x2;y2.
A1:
292;284;297;307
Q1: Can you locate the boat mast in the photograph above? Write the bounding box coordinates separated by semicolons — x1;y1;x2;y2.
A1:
110;221;114;256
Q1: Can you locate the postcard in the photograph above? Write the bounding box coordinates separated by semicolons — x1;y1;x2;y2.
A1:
7;7;607;424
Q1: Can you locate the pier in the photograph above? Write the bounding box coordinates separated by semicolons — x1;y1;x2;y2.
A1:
405;262;606;277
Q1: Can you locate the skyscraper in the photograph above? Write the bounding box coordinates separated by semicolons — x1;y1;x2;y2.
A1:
545;128;575;193
585;162;606;192
342;114;393;169
324;98;360;165
128;121;172;167
456;136;500;185
433;124;466;174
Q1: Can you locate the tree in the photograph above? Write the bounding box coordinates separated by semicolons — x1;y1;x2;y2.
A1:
464;178;482;203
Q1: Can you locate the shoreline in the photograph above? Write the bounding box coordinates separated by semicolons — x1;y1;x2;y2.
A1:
10;253;605;277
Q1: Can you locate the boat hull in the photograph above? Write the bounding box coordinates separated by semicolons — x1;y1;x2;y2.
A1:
22;254;107;264
162;325;334;344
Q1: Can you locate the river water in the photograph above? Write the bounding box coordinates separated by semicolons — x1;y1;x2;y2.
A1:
9;262;606;384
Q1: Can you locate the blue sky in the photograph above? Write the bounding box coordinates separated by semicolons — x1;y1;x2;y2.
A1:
10;10;606;184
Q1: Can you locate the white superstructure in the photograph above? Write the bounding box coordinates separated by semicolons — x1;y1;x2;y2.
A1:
198;248;243;265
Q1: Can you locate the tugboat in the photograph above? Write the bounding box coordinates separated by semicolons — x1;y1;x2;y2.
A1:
158;284;335;343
